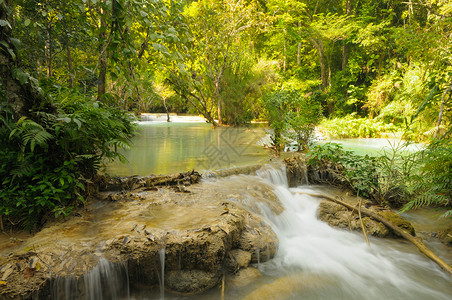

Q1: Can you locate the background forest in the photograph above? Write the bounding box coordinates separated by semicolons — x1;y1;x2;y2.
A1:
1;0;451;228
5;0;451;136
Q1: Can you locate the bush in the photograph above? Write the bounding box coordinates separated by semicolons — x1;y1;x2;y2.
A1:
307;143;380;199
0;92;136;230
402;138;452;217
319;114;400;138
263;89;322;153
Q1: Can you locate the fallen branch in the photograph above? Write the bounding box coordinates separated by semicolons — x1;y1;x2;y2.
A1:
358;198;370;247
297;191;452;275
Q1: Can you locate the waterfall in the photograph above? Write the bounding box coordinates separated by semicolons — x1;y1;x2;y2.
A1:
251;165;452;300
52;258;129;300
158;248;166;300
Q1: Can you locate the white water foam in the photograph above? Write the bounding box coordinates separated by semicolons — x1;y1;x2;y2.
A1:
253;165;452;300
52;258;129;300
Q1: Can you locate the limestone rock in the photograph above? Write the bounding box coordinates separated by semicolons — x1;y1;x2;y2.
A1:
238;215;278;263
438;226;452;246
376;210;415;236
225;249;252;273
227;267;262;288
317;200;416;238
165;270;220;295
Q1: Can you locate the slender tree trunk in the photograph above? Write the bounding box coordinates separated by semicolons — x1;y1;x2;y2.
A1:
434;80;452;138
342;0;352;70
341;40;348;70
65;39;74;88
45;23;52;78
217;98;222;125
283;29;287;73
297;22;301;66
97;4;108;101
317;40;328;89
163;98;170;122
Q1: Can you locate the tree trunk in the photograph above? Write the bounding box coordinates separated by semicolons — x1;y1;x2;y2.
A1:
97;4;108;101
297;22;301;66
318;40;328;88
283;29;287;73
434;79;452;138
45;23;52;78
217;98;223;125
65;36;74;88
163;98;170;122
342;0;352;70
341;40;348;70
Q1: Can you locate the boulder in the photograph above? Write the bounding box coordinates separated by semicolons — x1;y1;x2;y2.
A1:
225;249;252;273
165;270;220;295
317;200;415;238
227;267;262;288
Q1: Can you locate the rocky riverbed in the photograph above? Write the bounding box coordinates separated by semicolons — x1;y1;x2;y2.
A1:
0;169;279;299
1;164;450;299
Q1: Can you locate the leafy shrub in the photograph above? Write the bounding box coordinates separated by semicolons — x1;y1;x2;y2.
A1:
307;143;380;199
402;138;452;217
0;92;136;230
263;89;322;153
319;114;400;138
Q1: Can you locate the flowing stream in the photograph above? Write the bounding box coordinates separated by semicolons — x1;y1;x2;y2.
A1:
100;122;451;299
126;166;452;300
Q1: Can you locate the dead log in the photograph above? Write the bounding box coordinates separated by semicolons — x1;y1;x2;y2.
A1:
297;192;452;276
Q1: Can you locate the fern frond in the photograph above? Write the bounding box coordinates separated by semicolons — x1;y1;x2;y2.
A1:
401;194;449;212
11;118;53;152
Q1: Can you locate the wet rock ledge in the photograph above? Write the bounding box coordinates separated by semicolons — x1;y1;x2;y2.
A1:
0;170;278;299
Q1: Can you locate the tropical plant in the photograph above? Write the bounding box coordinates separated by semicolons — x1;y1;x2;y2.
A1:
402;138;452;217
263;88;322;153
0;90;136;230
319;114;400;138
307;143;380;200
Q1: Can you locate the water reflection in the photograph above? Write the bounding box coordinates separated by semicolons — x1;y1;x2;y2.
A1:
318;138;423;156
106;122;271;176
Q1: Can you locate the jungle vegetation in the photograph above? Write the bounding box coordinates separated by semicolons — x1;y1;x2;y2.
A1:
1;0;451;228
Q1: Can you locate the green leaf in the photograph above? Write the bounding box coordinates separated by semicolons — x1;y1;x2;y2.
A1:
0;19;11;29
24;19;31;27
7;47;16;60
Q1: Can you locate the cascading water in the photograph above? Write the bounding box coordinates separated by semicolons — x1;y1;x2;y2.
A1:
158;248;166;300
250;165;452;300
52;258;129;300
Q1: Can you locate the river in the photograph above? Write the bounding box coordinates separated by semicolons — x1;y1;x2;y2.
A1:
102;121;451;299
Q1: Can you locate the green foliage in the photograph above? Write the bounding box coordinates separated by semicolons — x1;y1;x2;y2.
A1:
320;114;400;138
308;139;452;215
402;138;452;217
263;89;321;152
0;91;136;230
286;95;322;152
307;143;380;199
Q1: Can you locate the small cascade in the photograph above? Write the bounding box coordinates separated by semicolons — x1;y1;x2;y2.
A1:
52;258;129;300
254;247;260;268
251;166;452;300
266;244;271;262
158;248;166;300
301;163;309;185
